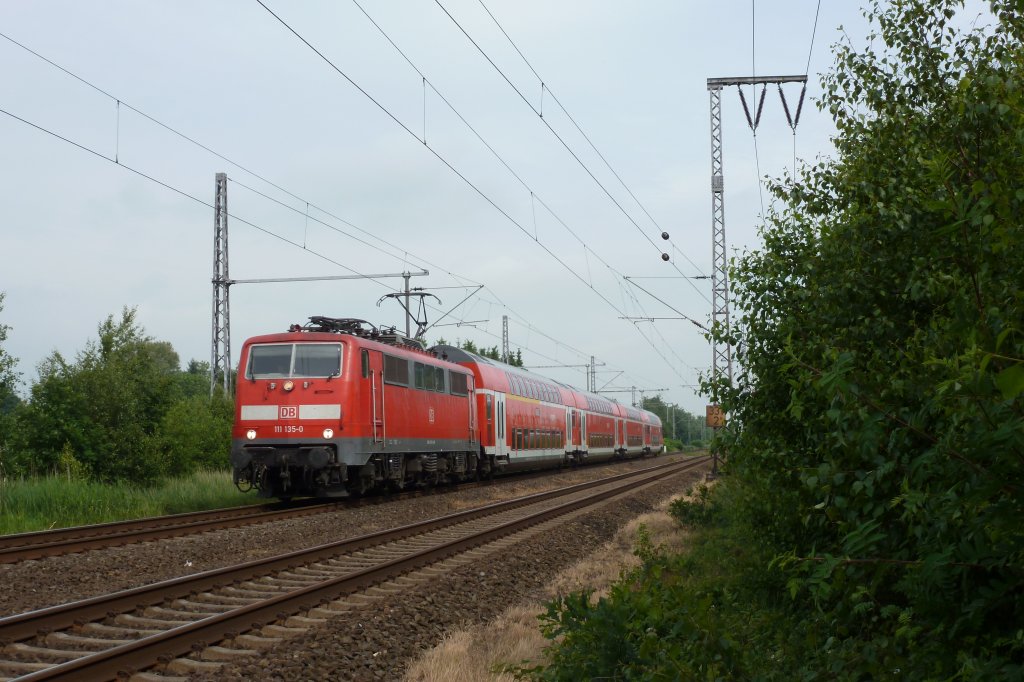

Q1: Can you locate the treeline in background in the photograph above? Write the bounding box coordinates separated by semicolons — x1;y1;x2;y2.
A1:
0;303;232;484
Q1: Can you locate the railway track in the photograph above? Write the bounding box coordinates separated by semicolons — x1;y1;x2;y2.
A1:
0;455;708;681
0;500;339;564
1;454;684;564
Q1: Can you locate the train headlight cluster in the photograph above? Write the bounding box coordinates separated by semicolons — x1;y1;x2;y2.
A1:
246;429;257;440
323;428;334;439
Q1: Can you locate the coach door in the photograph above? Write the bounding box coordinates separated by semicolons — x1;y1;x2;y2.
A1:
467;378;477;445
365;349;385;443
494;392;508;458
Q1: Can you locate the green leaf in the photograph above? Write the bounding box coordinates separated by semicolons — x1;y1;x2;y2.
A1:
995;363;1024;400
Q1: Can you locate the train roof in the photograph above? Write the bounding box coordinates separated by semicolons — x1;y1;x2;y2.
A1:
242;325;472;374
432;344;663;423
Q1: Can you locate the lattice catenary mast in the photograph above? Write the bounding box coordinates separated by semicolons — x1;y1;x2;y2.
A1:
211;173;231;397
705;75;806;394
209;173;428;397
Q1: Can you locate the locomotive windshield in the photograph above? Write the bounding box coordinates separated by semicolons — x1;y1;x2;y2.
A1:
247;343;343;379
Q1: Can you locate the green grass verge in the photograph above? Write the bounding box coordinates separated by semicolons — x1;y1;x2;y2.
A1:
0;470;258;535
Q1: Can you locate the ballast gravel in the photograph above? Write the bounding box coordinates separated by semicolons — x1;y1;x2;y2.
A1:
0;456;691;618
189;472;702;682
0;454;705;681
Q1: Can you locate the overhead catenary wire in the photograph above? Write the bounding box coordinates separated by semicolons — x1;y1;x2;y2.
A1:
2;20;706;405
0;106;407;292
340;0;709;391
750;0;767;217
434;0;712;290
7;99;676;393
3;82;674;399
0;30;497;296
256;0;636;319
472;0;708;280
347;0;710;307
256;1;709;389
0;24;628;371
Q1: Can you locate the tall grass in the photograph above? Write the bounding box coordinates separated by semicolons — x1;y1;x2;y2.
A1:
0;470;258;535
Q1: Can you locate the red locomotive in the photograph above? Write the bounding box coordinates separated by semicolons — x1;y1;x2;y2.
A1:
231;317;664;498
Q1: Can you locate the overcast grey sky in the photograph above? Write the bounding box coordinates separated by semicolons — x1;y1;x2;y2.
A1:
1;1;868;414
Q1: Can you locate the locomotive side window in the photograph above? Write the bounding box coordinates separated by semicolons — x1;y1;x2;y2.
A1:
451;372;469;396
414;362;428;390
384;354;409;386
434;367;445;393
361;350;369;378
247;343;342;379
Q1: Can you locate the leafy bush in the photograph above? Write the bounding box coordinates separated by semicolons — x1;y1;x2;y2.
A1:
668;483;717;528
707;0;1024;674
519;481;802;681
6;309;234;483
154;393;234;473
529;2;1024;678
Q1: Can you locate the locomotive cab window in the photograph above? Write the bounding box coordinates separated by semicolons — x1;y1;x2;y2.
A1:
247;343;342;379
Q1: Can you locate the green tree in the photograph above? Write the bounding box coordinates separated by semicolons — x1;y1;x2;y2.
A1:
528;3;1024;680
0;293;22;473
154;393;234;473
17;308;181;482
710;0;1024;674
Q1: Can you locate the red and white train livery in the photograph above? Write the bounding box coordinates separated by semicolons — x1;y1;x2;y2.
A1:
230;317;664;498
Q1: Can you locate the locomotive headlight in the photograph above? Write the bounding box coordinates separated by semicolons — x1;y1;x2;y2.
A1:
246;429;257;440
322;428;334;439
283;380;294;392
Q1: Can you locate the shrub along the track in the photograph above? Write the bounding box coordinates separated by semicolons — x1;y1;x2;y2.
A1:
525;2;1024;679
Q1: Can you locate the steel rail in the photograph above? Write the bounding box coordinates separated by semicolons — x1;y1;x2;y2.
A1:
12;456;707;681
0;499;338;564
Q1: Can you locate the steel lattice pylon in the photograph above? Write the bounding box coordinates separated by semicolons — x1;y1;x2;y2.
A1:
211;172;231;397
502;314;509;363
706;74;806;397
708;85;733;391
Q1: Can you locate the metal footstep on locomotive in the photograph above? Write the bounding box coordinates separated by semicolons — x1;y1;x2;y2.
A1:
0;457;708;681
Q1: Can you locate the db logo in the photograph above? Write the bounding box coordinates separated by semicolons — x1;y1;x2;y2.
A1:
279;406;298;419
